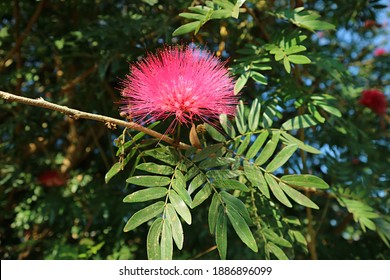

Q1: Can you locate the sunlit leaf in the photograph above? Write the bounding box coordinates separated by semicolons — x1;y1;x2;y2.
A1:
208;193;221;234
221;191;251;223
243;161;270;198
205;123;226;142
192;183;212;208
147;218;163;260
136;163;174;175
265;173;292;208
169;190;192;225
265;144;298;172
160;219;173;260
105;162;122;184
281;114;319;130
124;201;165;232
126;175;171;187
255;132;280;165
279;182;319;209
281;174;329;189
266;242;288;260
166;204;183;250
248;98;261;131
215;207;227;260
246;130;269;158
226;206;258;252
123;187;167;203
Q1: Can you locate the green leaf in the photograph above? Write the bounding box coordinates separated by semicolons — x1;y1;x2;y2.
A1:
220;114;236;137
205;123;226;142
215;207;228;260
282;114;319;130
281;132;321;154
250;71;267;85
265;173;292;208
235;101;248;134
308;103;326;123
255;132;280;165
214;179;249;192
262;102;279;128
166;204;184;250
285;45;306;55
160;220;173;260
123;187;167;203
265;144;298;172
234;72;249;94
188;173;207;195
283;56;291;73
226;206;258;252
136;163;174;175
126;175;171;187
263;228;292;247
279;182;319;209
172;170;192;206
289;229;307;246
266;242;288;260
172;21;201;36
123;201;165;232
300;20;335;31
199;157;235;170
248;99;261;131
192;183;212;208
243;161;270;198
281;174;329;189
147;218;163;260
193;143;224;162
236;135;251;155
209;193;221;234
144;148;179;165
105;162;122;184
232;0;245;18
221;191;251;223
178;12;204;20
288;55;311;64
206;169;242;180
169;190;192;225
246;130;269;158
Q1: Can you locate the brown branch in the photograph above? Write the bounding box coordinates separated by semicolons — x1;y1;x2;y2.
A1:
0;90;191;150
61;64;98;92
0;0;48;71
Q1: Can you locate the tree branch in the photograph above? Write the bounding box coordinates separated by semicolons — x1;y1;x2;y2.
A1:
1;0;48;71
0;90;191;150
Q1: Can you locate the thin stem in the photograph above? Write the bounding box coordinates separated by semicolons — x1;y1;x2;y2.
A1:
1;0;48;71
0;90;191;150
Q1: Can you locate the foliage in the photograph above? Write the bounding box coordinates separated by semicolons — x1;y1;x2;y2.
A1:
0;0;389;260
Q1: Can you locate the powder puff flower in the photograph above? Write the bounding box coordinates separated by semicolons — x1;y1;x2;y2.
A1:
373;48;387;57
359;89;387;115
120;45;238;131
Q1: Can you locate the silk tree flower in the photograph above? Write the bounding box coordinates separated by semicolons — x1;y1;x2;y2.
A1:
120;45;238;131
373;48;387;57
359;89;387;115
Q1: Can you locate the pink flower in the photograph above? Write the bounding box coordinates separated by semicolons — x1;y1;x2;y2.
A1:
373;48;387;56
359;89;387;115
120;45;238;130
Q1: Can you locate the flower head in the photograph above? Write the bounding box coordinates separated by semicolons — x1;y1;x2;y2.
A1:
373;48;387;57
359;89;387;115
120;45;238;130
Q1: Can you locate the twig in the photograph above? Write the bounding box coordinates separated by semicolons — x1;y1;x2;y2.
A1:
0;0;48;71
61;64;98;92
0;90;191;150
